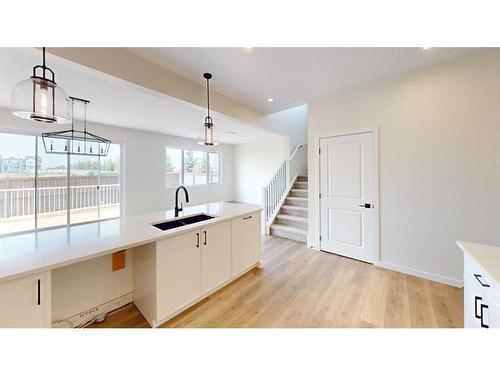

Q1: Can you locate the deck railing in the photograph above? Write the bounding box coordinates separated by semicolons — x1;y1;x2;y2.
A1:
0;184;120;219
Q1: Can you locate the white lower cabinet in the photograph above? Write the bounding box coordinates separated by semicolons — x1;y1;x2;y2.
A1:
464;253;499;328
156;230;203;321
231;213;261;276
202;221;232;294
0;271;51;328
134;216;259;328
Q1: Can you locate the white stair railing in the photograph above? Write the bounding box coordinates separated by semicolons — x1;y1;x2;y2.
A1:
262;143;307;234
262;160;289;227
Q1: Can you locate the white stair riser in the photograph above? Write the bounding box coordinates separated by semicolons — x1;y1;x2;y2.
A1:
281;207;308;218
286;198;308;208
270;228;307;243
289;190;308;198
276;218;308;229
293;182;308;189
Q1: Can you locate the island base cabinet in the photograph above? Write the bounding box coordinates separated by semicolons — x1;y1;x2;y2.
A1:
231;213;261;276
156;231;202;323
133;213;260;328
0;271;51;328
464;253;500;328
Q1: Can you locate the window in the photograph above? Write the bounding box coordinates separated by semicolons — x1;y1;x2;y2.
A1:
0;131;121;236
165;147;182;186
208;152;219;183
166;147;221;187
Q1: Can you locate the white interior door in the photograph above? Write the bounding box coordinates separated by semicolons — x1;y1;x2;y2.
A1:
320;132;374;262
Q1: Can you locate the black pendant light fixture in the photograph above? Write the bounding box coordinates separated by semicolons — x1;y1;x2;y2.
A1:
198;72;219;146
41;96;111;156
11;47;71;124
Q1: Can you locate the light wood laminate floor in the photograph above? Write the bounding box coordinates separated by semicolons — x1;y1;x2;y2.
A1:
90;235;464;328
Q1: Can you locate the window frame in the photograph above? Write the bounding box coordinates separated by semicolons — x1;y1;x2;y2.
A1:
0;128;124;237
165;145;222;188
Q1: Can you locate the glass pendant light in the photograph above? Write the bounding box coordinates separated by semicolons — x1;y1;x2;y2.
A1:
198;72;219;146
11;47;71;124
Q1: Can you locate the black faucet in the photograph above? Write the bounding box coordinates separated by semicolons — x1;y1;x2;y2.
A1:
174;186;190;217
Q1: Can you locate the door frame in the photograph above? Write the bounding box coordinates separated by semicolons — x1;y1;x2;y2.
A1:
315;127;380;263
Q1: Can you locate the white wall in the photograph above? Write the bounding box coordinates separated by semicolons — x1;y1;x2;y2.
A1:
257;104;308;152
232;134;288;205
0;107;233;321
232;104;308;206
308;50;500;285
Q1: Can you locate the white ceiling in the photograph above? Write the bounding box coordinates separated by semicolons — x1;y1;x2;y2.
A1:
0;48;275;145
128;47;481;114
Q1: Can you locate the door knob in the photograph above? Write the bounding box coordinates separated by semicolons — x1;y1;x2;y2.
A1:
359;203;371;208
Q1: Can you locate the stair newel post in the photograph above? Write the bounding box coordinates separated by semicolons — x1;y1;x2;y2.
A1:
262;186;268;234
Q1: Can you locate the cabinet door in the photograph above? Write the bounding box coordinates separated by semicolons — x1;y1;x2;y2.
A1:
156;231;202;319
0;271;51;328
231;213;261;276
202;221;231;294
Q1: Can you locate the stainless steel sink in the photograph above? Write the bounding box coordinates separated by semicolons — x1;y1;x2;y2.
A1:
152;214;215;231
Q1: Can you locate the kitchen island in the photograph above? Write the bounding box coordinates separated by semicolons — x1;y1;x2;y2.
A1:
458;241;500;328
0;201;262;328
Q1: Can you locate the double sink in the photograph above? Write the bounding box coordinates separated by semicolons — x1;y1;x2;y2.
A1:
152;213;215;231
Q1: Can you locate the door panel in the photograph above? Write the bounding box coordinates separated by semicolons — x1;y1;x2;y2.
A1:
329;142;362;198
328;208;363;246
320;132;374;262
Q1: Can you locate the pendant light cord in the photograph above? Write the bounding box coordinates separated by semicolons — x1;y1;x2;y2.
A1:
206;76;210;118
42;47;46;79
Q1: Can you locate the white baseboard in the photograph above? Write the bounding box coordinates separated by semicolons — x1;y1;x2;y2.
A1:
52;292;134;328
376;261;463;288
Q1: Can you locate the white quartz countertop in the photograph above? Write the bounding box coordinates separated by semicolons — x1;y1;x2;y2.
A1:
457;241;500;284
0;201;262;283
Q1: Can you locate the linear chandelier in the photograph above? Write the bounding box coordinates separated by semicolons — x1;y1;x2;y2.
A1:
42;97;111;156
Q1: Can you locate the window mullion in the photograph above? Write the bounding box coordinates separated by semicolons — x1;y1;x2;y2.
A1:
181;148;185;185
34;136;38;229
206;151;209;184
66;146;70;226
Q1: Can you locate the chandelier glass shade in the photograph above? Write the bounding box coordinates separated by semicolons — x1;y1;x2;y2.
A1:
11;47;71;124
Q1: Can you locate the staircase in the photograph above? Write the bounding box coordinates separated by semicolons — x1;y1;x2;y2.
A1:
270;175;308;243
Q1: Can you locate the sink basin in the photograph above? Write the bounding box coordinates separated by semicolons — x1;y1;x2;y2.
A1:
152;214;215;231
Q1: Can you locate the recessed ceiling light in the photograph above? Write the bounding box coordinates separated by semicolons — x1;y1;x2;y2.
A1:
267;97;274;103
422;47;432;50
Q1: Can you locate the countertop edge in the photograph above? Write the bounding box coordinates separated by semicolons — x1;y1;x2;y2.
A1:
0;204;262;283
457;240;500;285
